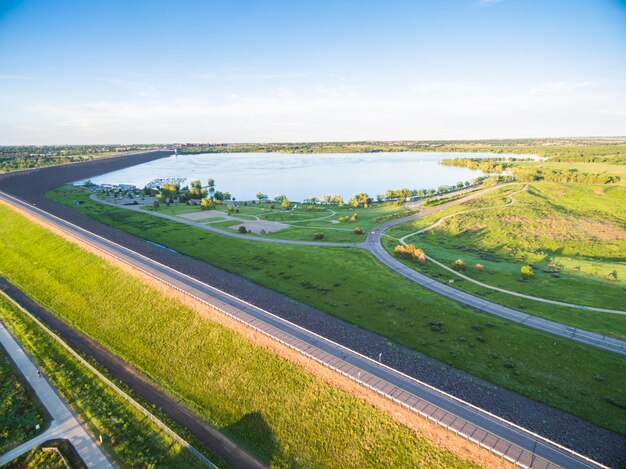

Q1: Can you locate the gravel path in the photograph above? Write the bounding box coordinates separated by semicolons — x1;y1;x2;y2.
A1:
0;153;625;466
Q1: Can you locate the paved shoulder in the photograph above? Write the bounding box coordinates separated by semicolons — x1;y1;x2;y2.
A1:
0;317;112;468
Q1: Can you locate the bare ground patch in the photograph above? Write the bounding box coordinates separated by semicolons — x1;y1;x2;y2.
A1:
177;210;228;221
232;220;290;234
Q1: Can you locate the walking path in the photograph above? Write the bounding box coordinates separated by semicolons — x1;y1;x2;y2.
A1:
395;186;626;315
0;319;112;468
90;184;626;354
0;192;601;469
92;194;356;247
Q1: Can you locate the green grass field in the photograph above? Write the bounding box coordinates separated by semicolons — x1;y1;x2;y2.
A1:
47;186;626;435
5;445;66;469
0;343;48;454
0;297;220;468
390;182;626;315
0;202;476;468
143;197;409;242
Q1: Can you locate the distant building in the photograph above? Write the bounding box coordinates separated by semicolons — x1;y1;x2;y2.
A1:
117;184;137;190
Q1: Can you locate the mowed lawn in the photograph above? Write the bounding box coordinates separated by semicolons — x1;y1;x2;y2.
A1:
47;186;626;435
143;196;408;242
0;202;476;468
0;343;48;453
393;183;626;313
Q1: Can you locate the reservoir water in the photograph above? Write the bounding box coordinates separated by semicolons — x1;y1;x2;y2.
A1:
81;151;534;201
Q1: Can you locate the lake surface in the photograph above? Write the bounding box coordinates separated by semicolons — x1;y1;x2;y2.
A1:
81;152;535;201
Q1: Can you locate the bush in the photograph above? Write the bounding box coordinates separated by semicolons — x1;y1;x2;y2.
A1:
354;227;363;235
394;244;426;263
313;232;325;240
520;265;534;279
350;213;358;222
453;259;465;271
200;197;215;210
475;263;484;271
238;225;248;234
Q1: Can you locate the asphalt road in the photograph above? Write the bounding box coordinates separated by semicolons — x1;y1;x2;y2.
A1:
0;190;603;469
364;217;626;356
0;277;264;469
0;311;112;468
93;179;626;355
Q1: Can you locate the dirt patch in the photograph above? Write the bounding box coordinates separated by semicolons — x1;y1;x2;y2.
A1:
577;219;626;241
178;210;227;221
232;220;289;234
1;199;512;469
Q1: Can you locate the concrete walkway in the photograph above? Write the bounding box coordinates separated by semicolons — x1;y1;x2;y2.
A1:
0;320;113;468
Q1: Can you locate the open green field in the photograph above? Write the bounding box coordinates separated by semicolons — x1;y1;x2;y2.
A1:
0;342;48;454
0;296;219;468
0;202;476;468
47;185;626;435
141;196;409;242
391;182;626;314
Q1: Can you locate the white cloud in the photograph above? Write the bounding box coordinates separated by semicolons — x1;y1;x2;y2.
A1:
6;79;623;144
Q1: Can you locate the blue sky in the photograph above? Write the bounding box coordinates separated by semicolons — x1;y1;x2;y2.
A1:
1;0;625;144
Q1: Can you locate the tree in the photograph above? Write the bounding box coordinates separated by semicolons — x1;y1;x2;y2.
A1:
256;192;267;202
207;178;215;189
155;193;165;203
281;197;290;209
200;197;215;210
456;181;464;189
354;192;372;207
520;265;534;279
223;192;232;201
190;179;202;189
354;227;363;234
453;259;465;271
475;263;485;271
238;225;248;234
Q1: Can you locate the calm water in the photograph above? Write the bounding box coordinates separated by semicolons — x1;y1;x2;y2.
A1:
80;152;534;201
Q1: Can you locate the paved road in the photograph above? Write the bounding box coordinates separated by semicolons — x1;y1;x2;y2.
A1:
93;194;357;247
0;317;112;468
0;192;604;469
0;278;264;469
396;186;626;316
96;183;626;355
363;192;626;356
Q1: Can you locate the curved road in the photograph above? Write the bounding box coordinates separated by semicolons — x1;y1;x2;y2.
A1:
95;184;626;355
0;191;606;469
365;216;626;357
